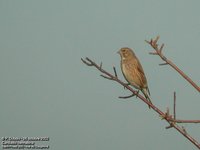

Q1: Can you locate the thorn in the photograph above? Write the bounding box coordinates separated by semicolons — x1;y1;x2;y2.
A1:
166;125;173;129
149;52;158;55
85;57;90;61
100;74;111;80
162;56;167;61
85;57;93;64
145;40;149;44
160;44;164;52
155;35;160;43
81;58;93;66
166;107;170;116
182;126;187;134
113;66;118;78
159;114;166;120
81;58;85;63
118;93;135;99
173;91;176;120
150;39;153;44
159;62;168;66
100;62;102;69
160;107;170;120
166;122;175;129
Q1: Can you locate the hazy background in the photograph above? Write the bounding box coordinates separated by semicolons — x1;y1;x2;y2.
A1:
0;0;200;149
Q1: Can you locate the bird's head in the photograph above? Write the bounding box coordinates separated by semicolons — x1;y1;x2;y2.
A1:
117;47;135;60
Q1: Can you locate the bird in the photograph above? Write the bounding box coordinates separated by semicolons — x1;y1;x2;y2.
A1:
117;47;152;108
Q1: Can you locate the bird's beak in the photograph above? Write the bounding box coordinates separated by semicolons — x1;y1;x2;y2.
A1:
117;50;120;54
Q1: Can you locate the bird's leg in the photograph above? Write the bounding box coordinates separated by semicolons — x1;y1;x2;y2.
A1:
135;90;140;98
124;83;131;89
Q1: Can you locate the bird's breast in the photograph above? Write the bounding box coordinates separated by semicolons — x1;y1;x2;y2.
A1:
121;62;140;89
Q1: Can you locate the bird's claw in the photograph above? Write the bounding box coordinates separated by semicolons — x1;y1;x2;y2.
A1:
135;90;139;98
123;83;131;89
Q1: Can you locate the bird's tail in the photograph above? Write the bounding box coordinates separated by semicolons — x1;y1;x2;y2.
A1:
141;88;152;109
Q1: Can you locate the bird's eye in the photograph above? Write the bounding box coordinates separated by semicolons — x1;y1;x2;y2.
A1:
121;49;126;52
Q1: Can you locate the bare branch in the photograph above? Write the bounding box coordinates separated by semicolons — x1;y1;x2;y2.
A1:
146;36;200;93
81;57;200;149
174;92;176;120
169;119;200;124
119;93;135;99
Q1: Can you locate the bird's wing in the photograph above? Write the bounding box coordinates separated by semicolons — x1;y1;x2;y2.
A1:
136;58;147;86
136;58;151;95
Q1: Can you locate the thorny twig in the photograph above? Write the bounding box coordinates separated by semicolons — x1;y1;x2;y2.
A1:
81;57;200;149
118;93;135;99
145;36;200;93
174;92;176;120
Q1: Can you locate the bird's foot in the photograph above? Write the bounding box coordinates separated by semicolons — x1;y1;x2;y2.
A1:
123;83;131;89
135;90;139;98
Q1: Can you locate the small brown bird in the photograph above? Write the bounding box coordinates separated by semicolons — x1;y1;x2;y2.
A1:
118;47;152;107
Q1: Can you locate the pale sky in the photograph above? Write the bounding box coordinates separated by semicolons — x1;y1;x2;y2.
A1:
0;0;200;150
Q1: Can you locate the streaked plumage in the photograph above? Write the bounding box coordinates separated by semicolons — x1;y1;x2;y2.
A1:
118;47;152;108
